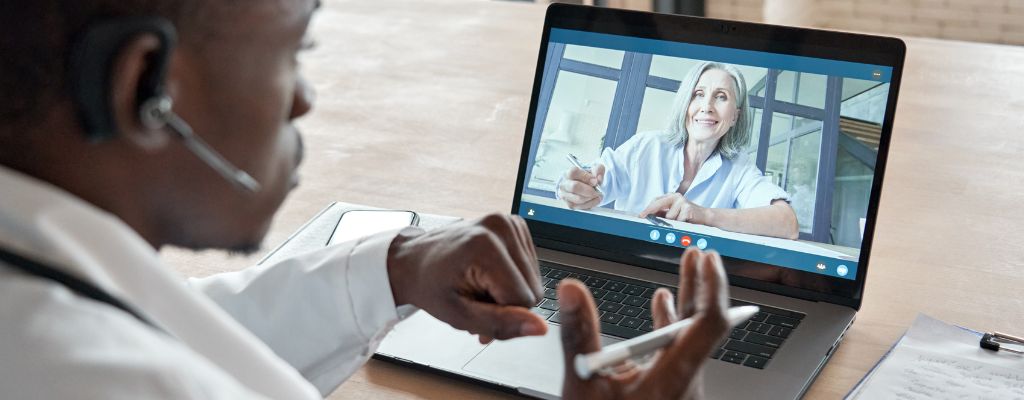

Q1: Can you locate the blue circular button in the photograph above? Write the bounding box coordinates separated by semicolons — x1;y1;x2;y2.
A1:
837;265;849;277
665;232;676;244
649;230;660;241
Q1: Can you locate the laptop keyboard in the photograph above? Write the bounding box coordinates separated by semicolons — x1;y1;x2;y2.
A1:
532;262;805;370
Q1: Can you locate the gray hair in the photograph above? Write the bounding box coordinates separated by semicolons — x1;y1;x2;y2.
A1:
661;62;752;159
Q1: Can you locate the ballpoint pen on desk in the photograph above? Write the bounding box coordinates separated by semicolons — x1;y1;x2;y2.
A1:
980;331;1024;355
565;153;604;196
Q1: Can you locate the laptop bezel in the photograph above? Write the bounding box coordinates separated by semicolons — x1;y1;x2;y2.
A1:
511;4;906;310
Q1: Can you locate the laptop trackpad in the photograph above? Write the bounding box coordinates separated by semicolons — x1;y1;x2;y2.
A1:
462;324;621;397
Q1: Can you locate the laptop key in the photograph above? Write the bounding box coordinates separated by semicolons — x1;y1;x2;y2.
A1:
743;355;769;369
744;332;784;348
549;312;563;324
720;351;746;364
598;302;623;313
640;320;654;332
539;266;552;275
730;328;748;340
747;322;771;334
530;307;555;319
624;296;646;307
768;325;792;339
603;292;627;303
543;288;558;300
585;277;608;289
600;313;624;325
600;322;644;340
620;317;643;330
544;280;560;289
710;348;725;359
547;270;569;279
591;288;608;300
750;311;769;322
623;285;645;296
640;298;651;310
620;306;643;317
765;315;801;329
539;299;560;311
724;340;777;359
604;281;627;292
641;288;656;299
570;273;590;281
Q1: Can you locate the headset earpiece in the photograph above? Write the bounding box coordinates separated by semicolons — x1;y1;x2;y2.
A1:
138;95;173;131
66;17;260;194
68;17;177;142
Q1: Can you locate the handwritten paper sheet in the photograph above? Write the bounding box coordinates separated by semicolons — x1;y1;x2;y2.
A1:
849;315;1024;399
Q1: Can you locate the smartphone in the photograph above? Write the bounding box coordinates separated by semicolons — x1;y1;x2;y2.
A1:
328;210;420;246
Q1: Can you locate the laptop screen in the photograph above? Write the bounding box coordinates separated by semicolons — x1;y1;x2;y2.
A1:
516;26;896;285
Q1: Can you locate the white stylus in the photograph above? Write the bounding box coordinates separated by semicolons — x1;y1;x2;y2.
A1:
574;305;760;379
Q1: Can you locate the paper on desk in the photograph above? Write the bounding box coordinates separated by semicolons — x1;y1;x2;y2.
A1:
850;314;1024;399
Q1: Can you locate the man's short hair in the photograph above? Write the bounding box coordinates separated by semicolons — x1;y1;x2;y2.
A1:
0;1;210;130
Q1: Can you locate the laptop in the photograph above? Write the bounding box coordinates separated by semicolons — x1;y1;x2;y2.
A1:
375;4;905;399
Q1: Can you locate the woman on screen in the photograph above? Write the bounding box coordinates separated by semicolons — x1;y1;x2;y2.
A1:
556;61;799;240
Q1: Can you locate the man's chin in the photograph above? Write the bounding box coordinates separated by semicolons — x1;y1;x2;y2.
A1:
169;236;265;256
226;241;264;256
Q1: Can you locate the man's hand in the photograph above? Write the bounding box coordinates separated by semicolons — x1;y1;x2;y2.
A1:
387;213;547;343
558;164;606;210
558;248;730;400
639;192;709;224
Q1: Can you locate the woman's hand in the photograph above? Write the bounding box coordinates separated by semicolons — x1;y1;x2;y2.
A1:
639;193;709;224
558;164;606;210
558;248;731;400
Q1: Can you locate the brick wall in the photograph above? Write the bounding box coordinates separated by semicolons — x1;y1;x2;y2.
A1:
705;0;1024;45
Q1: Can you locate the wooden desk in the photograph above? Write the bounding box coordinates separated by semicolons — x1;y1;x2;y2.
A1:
163;0;1024;398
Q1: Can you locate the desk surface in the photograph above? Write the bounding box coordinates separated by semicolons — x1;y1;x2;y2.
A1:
163;0;1024;398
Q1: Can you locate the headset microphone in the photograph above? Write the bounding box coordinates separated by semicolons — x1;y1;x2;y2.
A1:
139;96;261;194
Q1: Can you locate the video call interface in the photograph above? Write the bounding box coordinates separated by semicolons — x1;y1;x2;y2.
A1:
519;28;894;280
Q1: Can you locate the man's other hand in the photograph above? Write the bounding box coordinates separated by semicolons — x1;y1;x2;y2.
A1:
387;213;547;343
558;247;730;400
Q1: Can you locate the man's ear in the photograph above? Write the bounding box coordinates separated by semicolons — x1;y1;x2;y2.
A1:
109;34;173;151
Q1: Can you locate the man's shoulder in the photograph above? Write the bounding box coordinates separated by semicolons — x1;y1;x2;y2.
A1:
0;272;263;399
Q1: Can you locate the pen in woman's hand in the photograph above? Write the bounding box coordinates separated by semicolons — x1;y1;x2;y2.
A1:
566;154;604;196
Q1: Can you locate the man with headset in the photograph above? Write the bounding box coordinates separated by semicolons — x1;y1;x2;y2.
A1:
0;0;730;398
